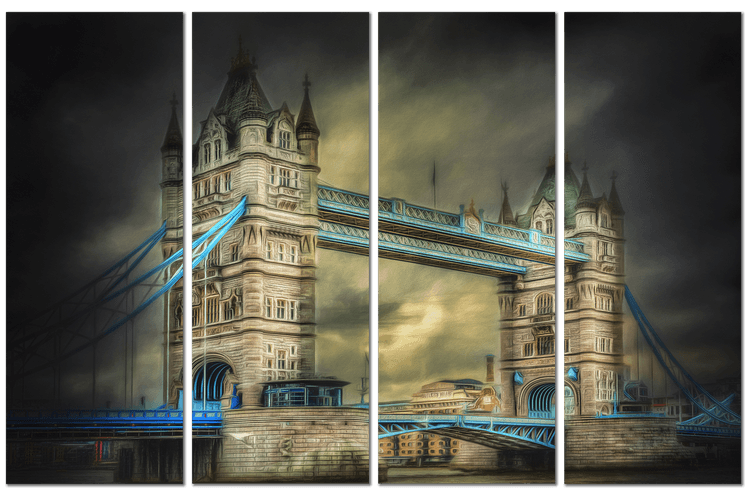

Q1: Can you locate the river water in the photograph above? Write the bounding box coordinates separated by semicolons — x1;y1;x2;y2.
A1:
384;467;554;484
384;465;740;484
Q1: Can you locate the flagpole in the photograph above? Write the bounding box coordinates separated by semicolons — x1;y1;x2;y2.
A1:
433;160;436;210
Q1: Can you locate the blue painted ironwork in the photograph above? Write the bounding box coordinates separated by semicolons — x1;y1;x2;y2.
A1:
194;362;232;401
566;367;579;381
378;232;526;275
513;371;524;385
528;383;555;419
378;414;555;449
625;286;741;427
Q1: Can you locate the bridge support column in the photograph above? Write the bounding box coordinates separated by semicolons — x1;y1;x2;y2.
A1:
450;442;553;472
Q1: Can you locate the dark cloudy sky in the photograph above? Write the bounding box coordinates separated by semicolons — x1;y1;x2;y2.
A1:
565;13;741;390
193;13;370;404
6;13;183;408
379;13;555;402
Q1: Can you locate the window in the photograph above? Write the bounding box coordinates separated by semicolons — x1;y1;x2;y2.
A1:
213;175;220;193
214;140;222;161
270;166;277;184
204;179;210;195
266;344;273;353
596;337;613;353
523;343;534;357
537;336;554;356
290;346;297;356
223;301;234;320
518;304;526;317
545;219;553;234
207;247;219;267
536;221;542;230
203;143;211;164
536;293;553;315
596;369;616;401
192;306;201;327
193;184;199;199
565;339;570;353
206;297;219;324
566;298;574;310
265;298;272;318
289;301;297;321
595;296;612;311
602;214;609;228
280;168;297;188
289;246;297;263
278;243;285;262
230;244;239;262
265;241;273;260
224;172;232;191
276;300;287;320
276;350;287;370
280;130;291;149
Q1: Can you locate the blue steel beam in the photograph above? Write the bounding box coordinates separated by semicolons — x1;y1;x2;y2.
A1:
317;186;589;265
378;414;555;449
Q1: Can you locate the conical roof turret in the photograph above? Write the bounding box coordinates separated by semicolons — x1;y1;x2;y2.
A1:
609;171;625;215
575;161;597;209
161;92;182;152
214;37;273;128
498;181;516;226
296;74;320;139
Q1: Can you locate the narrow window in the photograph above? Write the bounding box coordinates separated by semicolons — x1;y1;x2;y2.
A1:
266;344;272;354
231;244;239;262
224;172;232;191
214;140;222;161
265;241;273;260
207;247;218;267
277;350;287;370
523;343;534;357
203;143;211;164
223;301;234;320
536;293;553;315
289;245;297;263
276;299;286;320
265;298;272;319
536;221;543;230
545;219;553;234
192;306;201;327
280;130;291;149
518;304;526;317
290;345;297;356
206;297;219;324
565;339;570;353
213;175;220;193
289;301;297;321
278;243;285;262
270;166;277;185
537;336;554;355
280;168;291;187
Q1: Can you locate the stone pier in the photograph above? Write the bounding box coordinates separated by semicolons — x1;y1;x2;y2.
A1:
565;416;695;470
203;406;369;482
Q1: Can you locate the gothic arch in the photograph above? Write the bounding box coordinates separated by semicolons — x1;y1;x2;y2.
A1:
516;376;555;417
563;379;580;416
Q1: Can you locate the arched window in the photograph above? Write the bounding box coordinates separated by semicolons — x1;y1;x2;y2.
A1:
536;293;553;315
214;140;222;161
203;143;211;164
535;221;543;230
545;219;553;234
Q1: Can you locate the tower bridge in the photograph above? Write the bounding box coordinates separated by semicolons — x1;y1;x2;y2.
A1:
6;43;740;482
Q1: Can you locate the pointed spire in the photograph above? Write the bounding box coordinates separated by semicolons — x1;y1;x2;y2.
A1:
161;92;182;152
296;73;320;139
498;181;517;226
575;161;596;209
230;35;254;72
609;170;625;215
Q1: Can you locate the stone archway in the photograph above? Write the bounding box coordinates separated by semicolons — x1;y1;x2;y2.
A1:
192;357;235;410
527;383;555;418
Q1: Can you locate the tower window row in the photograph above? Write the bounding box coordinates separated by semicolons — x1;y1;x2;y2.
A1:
203;140;222;164
202;243;240;268
595;337;613;353
522;336;555;357
264;297;298;321
535;219;554;234
269;165;299;189
265;241;298;264
193;172;232;199
188;292;242;328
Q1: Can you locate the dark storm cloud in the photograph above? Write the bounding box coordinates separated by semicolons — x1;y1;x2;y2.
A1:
193;14;369;404
378;13;554;401
6;13;183;407
565;13;741;384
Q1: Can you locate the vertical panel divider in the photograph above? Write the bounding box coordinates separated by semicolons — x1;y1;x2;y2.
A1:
183;11;193;486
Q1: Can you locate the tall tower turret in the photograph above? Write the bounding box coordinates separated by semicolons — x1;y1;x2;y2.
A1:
296;74;320;165
159;93;184;405
498;181;516;226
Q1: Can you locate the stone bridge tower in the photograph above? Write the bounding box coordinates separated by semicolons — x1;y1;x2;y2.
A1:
164;41;322;409
496;156;558;418
495;154;625;418
563;160;626;417
160;93;185;406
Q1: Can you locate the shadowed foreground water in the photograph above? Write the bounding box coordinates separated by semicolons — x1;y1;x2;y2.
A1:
566;465;741;484
384;467;555;484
